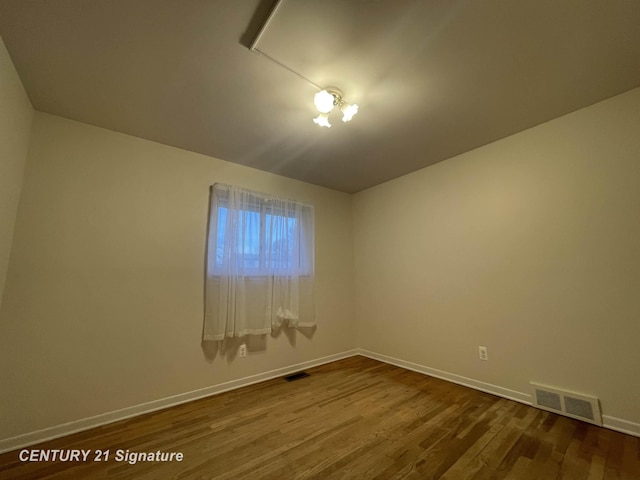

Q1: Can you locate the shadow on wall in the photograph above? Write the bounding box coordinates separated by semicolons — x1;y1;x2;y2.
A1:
200;325;316;363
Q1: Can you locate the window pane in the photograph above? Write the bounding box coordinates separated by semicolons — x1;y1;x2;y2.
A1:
265;213;297;271
216;206;261;270
237;209;260;269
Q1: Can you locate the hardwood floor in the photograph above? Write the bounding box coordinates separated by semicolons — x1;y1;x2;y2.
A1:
1;356;638;479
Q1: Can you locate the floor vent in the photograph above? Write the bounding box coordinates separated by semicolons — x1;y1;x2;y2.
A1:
284;371;310;382
531;382;602;426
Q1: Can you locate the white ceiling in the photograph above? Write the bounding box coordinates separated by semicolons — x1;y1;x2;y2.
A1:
1;0;639;193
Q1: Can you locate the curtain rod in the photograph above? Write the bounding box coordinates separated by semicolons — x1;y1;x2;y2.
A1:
211;183;314;209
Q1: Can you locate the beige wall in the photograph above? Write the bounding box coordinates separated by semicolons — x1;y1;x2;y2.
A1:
0;35;33;306
354;87;640;424
0;112;355;439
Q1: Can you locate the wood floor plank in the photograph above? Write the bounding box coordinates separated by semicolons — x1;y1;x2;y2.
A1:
1;356;638;479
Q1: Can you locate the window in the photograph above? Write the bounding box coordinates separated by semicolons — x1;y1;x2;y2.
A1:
210;184;313;276
204;184;315;340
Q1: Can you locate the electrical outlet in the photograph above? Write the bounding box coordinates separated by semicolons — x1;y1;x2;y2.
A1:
478;346;488;361
239;344;247;358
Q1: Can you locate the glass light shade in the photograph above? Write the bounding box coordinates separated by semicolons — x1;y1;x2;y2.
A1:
341;103;359;122
314;90;336;113
313;113;332;128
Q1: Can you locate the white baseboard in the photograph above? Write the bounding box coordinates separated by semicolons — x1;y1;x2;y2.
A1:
3;348;638;453
0;349;359;454
357;349;532;405
357;349;640;438
602;415;640;437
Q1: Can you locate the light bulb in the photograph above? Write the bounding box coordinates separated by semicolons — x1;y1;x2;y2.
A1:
314;90;335;113
341;103;359;122
313;113;331;128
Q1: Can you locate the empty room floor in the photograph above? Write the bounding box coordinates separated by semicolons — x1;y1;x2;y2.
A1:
1;356;638;479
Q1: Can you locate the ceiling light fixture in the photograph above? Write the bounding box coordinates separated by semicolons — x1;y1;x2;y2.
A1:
312;88;359;128
313;90;335;113
312;113;332;128
341;103;359;123
249;0;360;129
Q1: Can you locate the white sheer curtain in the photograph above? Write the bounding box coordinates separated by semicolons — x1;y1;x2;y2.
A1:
204;184;315;340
